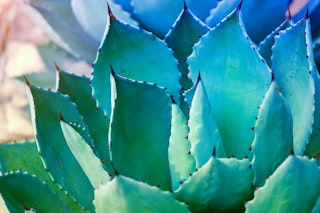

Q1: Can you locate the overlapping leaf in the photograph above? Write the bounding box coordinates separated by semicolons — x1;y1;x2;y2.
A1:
188;9;271;158
272;18;315;155
91;12;180;117
109;72;172;190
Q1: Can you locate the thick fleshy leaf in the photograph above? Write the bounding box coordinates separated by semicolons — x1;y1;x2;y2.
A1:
25;0;98;62
91;13;180;117
206;0;241;28
258;20;290;67
312;195;320;213
165;5;208;92
109;72;172;190
188;78;225;168
241;0;290;44
0;172;69;213
169;104;196;191
58;70;112;173
251;82;293;187
60;120;110;189
272;18;315;155
174;157;253;213
306;65;320;157
246;155;320;212
188;9;272;158
130;0;216;38
94;175;190;213
27;84;94;211
0;141;87;212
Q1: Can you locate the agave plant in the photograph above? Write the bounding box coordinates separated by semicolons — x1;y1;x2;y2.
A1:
1;0;320;212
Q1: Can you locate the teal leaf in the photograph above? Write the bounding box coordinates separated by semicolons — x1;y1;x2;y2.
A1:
0;172;70;213
188;9;272;158
26;83;94;211
258;20;290;68
246;155;320;212
130;0;216;38
60;120;110;189
188;78;225;168
169;104;196;191
91;13;180;117
312;195;320;213
206;0;241;28
165;5;209;92
58;70;112;173
272;18;315;155
251;81;293;187
174;157;253;213
109;72;172;191
241;0;290;44
0;141;88;212
26;0;98;62
94;175;190;213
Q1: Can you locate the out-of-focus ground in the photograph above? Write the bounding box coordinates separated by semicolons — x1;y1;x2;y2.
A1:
0;0;310;143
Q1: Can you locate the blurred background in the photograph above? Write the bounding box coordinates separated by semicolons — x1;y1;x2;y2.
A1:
0;0;310;143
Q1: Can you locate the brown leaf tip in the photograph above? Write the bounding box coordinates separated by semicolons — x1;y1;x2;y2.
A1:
107;4;115;20
54;61;61;72
23;75;31;87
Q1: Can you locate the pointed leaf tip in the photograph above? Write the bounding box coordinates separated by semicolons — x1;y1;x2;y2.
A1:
58;112;65;122
183;1;187;10
107;3;115;20
305;6;309;20
54;62;61;72
237;0;243;10
23;75;31;87
110;65;116;77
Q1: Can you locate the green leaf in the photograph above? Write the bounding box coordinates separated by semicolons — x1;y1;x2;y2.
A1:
0;141;88;212
188;78;225;168
60;120;110;189
272;18;315;155
130;0;216;38
312;195;320;213
241;0;290;44
246;155;320;212
0;172;69;213
58;71;112;173
109;72;172;191
165;5;208;92
26;0;98;62
251;81;293;187
94;175;190;213
27;84;94;211
174;157;253;213
169;104;196;191
91;15;180;117
188;9;271;158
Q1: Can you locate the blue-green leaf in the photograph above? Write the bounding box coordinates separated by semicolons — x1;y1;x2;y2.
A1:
109;72;172;190
58;70;112;173
169;104;196;191
174;157;253;213
165;5;208;92
94;175;190;213
91;13;180;117
188;78;225;168
27;83;94;211
130;0;216;38
272;18;315;155
251;81;293;187
206;0;241;28
188;9;271;158
246;155;320;212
